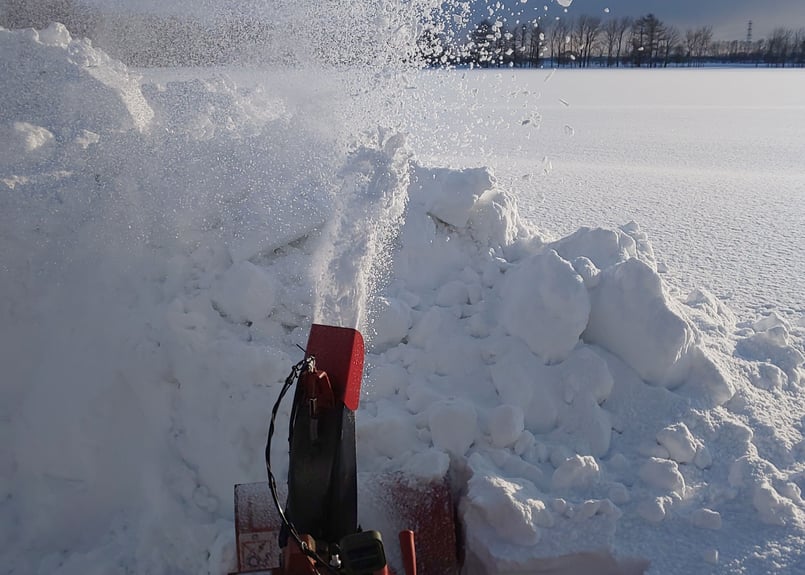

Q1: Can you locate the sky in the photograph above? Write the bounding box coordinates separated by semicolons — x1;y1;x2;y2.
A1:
517;0;805;40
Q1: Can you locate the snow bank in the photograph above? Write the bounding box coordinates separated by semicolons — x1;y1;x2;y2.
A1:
2;24;805;575
0;23;153;138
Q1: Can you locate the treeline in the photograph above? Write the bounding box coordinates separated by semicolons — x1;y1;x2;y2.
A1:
4;1;805;69
448;14;805;68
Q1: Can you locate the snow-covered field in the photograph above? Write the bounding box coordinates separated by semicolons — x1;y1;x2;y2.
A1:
2;21;805;575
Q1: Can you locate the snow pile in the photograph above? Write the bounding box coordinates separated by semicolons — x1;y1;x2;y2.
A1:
2;23;805;575
0;24;152;138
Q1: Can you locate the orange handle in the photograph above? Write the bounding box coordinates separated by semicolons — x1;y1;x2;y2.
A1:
399;530;417;575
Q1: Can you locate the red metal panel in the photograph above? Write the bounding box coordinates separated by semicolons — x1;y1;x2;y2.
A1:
305;324;364;411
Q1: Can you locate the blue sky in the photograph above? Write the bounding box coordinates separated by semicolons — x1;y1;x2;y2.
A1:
491;0;805;40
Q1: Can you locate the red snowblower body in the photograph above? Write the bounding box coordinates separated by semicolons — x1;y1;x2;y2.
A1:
232;324;460;575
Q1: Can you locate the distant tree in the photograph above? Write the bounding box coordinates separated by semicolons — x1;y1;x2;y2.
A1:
573;15;601;67
603;17;631;67
794;28;805;66
546;18;572;66
614;17;631;67
631;13;666;67
659;25;680;67
765;27;793;66
525;20;544;67
683;25;712;66
512;22;543;68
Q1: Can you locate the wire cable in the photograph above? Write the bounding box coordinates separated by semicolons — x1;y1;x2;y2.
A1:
265;356;340;574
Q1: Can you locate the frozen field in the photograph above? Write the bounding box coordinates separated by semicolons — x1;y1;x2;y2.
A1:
401;68;805;323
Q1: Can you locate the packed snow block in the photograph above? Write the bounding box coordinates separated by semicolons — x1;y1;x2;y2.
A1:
358;410;420;460
549;227;638;271
427;399;478;456
639;458;686;495
637;496;671;524
461;455;624;573
752;482;801;526
551;455;601;490
559;345;615;406
364;363;408;398
490;345;560;434
408;306;450;349
490;346;615;457
571;256;600;288
409;165;494;228
210;261;277;323
736;325;804;382
435;280;470;307
691;508;722;530
554;392;613;457
396;208;465;291
0;24;153;136
465;467;553;546
619;221;657;269
368;297;412;352
501;250;591;364
488;405;525;448
684;287;737;335
656;423;699;464
0;122;55;167
583;258;696;388
467;188;529;250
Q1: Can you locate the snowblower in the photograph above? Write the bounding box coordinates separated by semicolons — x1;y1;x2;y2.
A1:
232;324;460;575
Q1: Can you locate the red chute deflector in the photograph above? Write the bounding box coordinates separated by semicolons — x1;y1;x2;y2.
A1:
305;323;364;412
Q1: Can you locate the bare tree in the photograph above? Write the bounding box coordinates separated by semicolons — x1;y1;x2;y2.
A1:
574;15;602;67
526;20;544;67
612;17;632;67
794;28;805;66
603;18;617;66
660;26;680;67
766;27;793;66
548;18;572;66
683;25;712;66
697;26;714;61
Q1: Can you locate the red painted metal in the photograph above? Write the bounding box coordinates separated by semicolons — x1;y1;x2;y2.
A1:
399;531;417;575
305;324;364;411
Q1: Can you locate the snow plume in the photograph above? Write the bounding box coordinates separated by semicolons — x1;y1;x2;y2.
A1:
311;131;411;332
207;0;473;132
